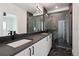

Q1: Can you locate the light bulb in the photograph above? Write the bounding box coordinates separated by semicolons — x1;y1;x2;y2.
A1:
55;6;58;9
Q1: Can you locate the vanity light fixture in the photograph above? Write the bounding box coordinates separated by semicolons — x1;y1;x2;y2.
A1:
35;4;43;14
45;13;48;16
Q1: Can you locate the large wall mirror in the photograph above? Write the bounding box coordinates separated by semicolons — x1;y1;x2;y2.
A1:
0;12;17;37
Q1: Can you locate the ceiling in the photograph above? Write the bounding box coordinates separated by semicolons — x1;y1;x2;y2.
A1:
13;3;69;14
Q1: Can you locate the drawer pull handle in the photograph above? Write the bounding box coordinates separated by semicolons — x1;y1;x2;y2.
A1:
32;46;34;55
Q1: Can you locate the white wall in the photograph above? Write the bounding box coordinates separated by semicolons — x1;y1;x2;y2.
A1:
0;3;27;34
0;12;2;36
72;3;79;56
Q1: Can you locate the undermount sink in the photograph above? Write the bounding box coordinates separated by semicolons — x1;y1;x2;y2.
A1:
41;33;48;35
7;39;32;48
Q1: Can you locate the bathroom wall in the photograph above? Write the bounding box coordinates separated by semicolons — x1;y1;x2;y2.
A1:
72;3;79;56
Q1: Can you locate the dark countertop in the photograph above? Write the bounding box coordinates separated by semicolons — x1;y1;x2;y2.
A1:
0;33;50;56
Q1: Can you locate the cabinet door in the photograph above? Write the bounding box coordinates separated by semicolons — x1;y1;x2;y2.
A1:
45;34;52;55
15;46;32;56
48;34;52;49
33;37;47;56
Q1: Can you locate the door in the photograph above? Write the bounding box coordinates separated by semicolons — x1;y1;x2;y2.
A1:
48;34;52;50
33;37;48;56
58;20;66;46
45;34;52;55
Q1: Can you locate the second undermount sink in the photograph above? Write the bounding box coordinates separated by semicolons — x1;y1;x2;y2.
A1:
7;39;32;48
41;33;48;35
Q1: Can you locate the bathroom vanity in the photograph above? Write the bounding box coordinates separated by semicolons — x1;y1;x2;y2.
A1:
0;32;52;56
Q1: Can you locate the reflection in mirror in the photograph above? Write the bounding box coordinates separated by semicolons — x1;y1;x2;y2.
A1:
27;15;43;33
33;18;43;32
0;12;17;37
3;21;7;31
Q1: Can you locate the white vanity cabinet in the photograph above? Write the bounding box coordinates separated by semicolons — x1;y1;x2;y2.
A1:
31;34;52;56
15;34;52;56
33;36;48;56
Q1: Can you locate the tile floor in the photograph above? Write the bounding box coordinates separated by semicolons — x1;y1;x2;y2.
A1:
48;47;72;56
48;38;72;56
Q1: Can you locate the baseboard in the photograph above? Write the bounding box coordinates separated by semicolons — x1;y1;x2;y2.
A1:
48;47;53;56
72;49;78;56
56;45;71;49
